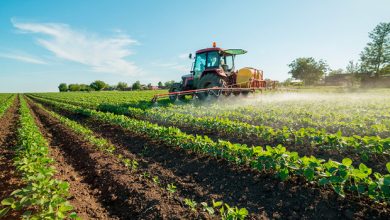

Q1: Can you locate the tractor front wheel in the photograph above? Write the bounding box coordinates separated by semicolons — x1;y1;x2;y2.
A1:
197;74;226;100
169;83;185;102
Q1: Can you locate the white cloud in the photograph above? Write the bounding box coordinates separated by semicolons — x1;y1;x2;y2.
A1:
178;53;189;59
0;52;47;64
11;20;141;76
152;62;188;72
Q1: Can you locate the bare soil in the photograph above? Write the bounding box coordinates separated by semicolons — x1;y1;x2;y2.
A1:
31;96;390;220
0;97;23;219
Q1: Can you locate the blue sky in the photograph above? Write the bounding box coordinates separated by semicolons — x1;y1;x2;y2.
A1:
0;0;389;92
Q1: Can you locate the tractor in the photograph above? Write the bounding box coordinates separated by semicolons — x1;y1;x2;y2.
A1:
152;42;273;103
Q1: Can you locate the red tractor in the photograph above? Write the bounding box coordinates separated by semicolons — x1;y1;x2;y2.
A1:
152;43;274;102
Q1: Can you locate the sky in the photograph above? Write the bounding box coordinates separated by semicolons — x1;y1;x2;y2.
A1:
0;0;389;92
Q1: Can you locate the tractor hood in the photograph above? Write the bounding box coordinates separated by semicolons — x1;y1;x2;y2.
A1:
223;49;247;55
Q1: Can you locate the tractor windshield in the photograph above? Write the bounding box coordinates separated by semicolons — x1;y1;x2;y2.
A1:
206;51;219;68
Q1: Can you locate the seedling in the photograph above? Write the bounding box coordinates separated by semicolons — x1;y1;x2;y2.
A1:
141;172;151;178
122;158;138;171
201;202;215;216
152;176;160;185
166;183;177;194
184;198;197;212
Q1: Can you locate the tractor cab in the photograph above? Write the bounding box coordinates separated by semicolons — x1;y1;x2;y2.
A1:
190;45;247;87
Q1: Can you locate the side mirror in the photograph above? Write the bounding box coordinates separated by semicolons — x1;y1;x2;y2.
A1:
189;53;192;59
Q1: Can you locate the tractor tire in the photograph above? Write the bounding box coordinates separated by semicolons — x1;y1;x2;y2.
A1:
169;84;185;102
197;74;226;100
241;91;250;96
233;90;249;96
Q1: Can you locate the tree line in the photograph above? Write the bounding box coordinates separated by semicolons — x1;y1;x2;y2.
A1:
58;80;176;92
286;22;390;86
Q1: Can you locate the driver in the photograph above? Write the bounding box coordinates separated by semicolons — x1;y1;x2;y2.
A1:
208;56;218;67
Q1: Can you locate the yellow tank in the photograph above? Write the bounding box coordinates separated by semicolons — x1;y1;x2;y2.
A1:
237;67;263;88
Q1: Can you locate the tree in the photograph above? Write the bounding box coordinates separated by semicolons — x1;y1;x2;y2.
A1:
328;68;344;76
117;82;128;91
288;57;328;85
68;84;81;91
379;64;390;75
158;81;163;88
346;60;360;75
132;80;141;90
58;83;68;92
164;80;175;88
360;22;390;78
79;84;93;91
107;85;117;91
90;80;108;91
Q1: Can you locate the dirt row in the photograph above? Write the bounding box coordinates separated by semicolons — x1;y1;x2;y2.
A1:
29;96;390;219
0;97;23;219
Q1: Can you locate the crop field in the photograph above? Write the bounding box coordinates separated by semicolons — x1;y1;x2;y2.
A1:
1;89;390;219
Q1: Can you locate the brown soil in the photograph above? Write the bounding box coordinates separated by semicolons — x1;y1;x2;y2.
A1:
31;96;390;220
27;98;198;219
0;96;23;219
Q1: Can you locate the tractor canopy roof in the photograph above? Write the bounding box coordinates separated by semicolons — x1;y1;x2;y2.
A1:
196;48;247;56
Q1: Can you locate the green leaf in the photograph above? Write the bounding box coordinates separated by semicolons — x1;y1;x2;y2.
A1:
278;168;289;181
1;198;14;206
239;208;249;216
212;200;223;208
386;162;390;173
204;207;215;215
304;168;315;181
0;207;10;218
359;163;368;171
359;163;372;175
70;212;81;220
59;203;74;212
319;178;329;185
342;158;352;167
384;176;390;186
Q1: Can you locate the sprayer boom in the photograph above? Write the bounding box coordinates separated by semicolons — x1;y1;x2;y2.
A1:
151;87;268;103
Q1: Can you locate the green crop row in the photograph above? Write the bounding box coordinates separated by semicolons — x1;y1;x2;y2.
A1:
0;95;15;118
149;99;390;138
30;95;390;203
30;90;168;109
0;96;77;219
95;103;390;161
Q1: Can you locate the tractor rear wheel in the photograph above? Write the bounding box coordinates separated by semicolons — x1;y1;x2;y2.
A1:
197;74;226;100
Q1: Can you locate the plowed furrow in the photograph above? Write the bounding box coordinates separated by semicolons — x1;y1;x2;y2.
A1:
0;97;22;219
